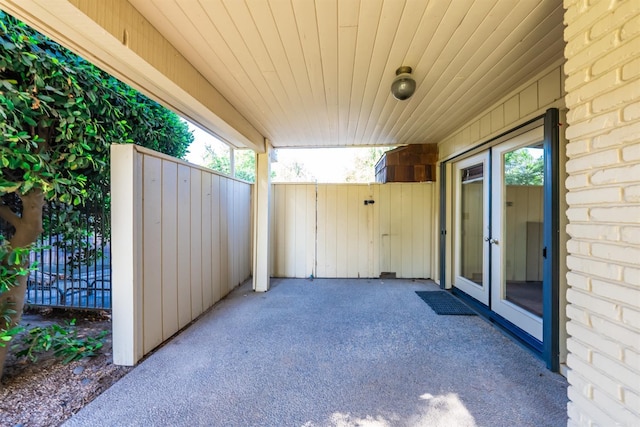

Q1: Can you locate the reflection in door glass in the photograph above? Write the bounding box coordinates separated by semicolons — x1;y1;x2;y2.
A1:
461;164;484;286
503;145;544;317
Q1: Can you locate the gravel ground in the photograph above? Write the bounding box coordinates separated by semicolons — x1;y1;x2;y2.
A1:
65;279;568;427
0;308;131;427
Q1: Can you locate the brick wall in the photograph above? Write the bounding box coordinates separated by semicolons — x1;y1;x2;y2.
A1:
563;0;640;425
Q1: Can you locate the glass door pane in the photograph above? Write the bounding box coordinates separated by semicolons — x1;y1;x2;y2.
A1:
504;145;544;317
461;165;484;285
491;127;544;340
453;153;489;305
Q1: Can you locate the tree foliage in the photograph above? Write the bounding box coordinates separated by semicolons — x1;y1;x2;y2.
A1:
204;145;256;183
344;147;389;183
233;150;257;182
504;148;544;186
112;85;193;159
1;15;118;205
203;143;232;175
0;12;193;372
273;159;315;182
0;12;193;205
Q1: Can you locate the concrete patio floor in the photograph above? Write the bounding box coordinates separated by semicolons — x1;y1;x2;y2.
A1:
64;278;568;426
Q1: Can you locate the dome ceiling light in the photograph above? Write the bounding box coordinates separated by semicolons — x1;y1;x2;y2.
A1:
390;66;416;101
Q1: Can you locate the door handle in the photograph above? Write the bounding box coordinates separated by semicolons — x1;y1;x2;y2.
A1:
484;237;491;242
490;238;499;245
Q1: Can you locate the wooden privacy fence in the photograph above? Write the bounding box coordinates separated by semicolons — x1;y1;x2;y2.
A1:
111;144;252;365
270;182;435;279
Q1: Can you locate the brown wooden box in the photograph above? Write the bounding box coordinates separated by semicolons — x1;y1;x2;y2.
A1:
375;144;437;183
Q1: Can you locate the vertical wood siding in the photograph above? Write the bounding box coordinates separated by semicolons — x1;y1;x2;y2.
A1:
438;64;564;160
271;183;433;279
505;186;543;282
112;145;252;365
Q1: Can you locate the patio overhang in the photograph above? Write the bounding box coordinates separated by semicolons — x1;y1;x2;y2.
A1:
0;0;265;152
0;0;565;151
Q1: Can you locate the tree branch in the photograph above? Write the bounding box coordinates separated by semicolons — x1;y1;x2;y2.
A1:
10;190;44;248
1;169;21;182
0;205;21;228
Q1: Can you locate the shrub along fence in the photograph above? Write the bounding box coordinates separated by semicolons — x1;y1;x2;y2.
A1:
0;193;112;310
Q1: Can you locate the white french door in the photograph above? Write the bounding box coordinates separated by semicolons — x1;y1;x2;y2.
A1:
453;152;490;305
490;127;544;341
452;126;545;341
446;109;561;369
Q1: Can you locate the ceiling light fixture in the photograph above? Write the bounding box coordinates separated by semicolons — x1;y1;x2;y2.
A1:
390;66;416;101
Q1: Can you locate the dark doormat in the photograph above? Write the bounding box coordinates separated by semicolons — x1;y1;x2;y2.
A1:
415;291;477;315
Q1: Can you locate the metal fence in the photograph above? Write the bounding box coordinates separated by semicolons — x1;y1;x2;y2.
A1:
0;195;111;310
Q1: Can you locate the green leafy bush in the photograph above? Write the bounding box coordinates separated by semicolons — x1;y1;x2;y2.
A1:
0;10;193;366
15;319;108;364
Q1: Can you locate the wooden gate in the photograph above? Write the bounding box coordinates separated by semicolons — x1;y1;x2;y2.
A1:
270;183;434;279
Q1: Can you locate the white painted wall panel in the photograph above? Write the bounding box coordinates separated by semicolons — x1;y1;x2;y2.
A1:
232;181;252;288
211;175;222;303
294;186;308;277
161;161;179;340
284;185;296;277
335;186;349;277
219;178;230;295
111;144;252;366
379;184;391;273
111;145;144;366
142;155;163;354
315;185;327;277
237;182;250;282
270;184;316;278
388;186;402;276
201;173;213;308
305;186;316;278
176;164;191;329
346;186;361;277
189;168;203;318
387;183;432;279
273;185;286;276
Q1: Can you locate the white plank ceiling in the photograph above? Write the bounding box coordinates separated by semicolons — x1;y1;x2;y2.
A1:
127;0;565;148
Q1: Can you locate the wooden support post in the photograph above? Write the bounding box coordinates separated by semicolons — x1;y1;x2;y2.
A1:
252;141;272;292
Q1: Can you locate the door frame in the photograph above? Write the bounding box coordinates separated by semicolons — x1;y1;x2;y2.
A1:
543;108;560;372
439;109;560;371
